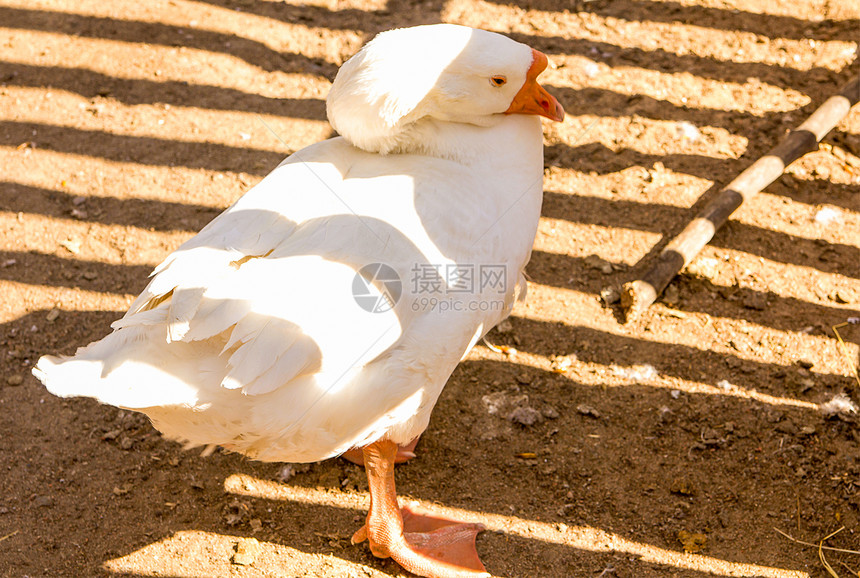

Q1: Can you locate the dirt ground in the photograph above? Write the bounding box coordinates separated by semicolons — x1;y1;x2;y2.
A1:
1;0;859;576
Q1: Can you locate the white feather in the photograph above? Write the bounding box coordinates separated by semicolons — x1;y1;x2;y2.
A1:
34;24;547;463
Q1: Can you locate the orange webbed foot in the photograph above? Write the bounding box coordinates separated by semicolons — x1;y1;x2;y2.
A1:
354;440;489;578
353;504;487;576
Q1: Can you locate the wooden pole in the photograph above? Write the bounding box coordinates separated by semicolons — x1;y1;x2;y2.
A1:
621;75;860;322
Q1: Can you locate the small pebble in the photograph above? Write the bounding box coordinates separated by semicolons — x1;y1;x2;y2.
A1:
600;286;620;305
508;406;543;426
6;375;23;386
814;206;843;225
662;284;680;306
232;537;262;566
576;404;600;418
583;254;613;274
277;465;296;482
670;478;696;496
776;420;798;435
45;309;60;322
482;391;508;415
615;364;658;382
582;60;600;78
675;121;702;142
550;354;575;373
678;530;707;553
541;405;560;419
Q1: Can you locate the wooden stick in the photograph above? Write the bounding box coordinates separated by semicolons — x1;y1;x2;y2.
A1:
621;75;860;322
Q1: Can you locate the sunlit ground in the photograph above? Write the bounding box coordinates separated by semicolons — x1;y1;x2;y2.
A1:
102;473;811;578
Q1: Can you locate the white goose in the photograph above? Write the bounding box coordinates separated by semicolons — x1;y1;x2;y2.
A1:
34;24;563;578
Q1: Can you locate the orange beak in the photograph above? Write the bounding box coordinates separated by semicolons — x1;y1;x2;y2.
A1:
505;49;565;122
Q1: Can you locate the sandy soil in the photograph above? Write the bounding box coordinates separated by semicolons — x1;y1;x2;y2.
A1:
1;0;859;576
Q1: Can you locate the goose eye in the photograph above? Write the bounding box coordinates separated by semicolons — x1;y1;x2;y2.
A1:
490;75;507;87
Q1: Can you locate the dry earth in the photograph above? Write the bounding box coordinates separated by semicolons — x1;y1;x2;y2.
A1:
1;0;859;577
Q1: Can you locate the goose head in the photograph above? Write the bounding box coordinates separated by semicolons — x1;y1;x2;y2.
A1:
326;24;564;156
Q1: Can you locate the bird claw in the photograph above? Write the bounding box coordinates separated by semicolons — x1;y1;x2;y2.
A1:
350;524;367;545
354;504;488;577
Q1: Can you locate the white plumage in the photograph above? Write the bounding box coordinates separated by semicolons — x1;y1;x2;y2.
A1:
34;24;563;577
37;121;540;457
35;26;556;461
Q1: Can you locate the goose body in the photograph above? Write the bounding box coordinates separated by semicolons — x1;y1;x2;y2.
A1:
34;24;563;578
38;118;543;462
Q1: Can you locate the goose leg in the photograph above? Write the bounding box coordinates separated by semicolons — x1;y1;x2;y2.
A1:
341;436;419;465
351;440;488;578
